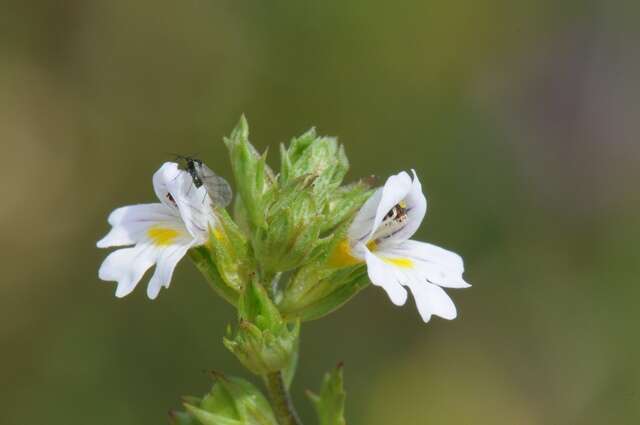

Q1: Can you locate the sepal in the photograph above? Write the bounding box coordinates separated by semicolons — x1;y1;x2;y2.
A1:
278;223;370;322
206;209;254;297
279;260;369;322
188;209;253;306
319;182;372;234
189;246;239;307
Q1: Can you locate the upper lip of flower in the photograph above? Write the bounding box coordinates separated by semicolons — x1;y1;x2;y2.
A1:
96;162;217;299
344;169;470;323
153;162;217;243
348;169;426;252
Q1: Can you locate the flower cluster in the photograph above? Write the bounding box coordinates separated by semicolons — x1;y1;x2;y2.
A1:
96;117;470;424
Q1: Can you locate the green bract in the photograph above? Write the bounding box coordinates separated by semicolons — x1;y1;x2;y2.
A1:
171;374;278;425
224;280;300;376
307;365;347;425
224;116;274;232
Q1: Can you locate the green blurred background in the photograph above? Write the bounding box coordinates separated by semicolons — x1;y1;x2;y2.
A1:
2;1;639;424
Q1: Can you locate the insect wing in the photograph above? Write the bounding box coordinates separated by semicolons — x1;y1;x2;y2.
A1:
194;162;233;207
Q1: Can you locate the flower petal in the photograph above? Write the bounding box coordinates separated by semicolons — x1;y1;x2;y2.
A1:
107;203;177;226
97;204;180;248
378;170;427;246
153;162;216;243
146;243;191;299
408;282;457;322
153;162;183;211
168;176;216;243
380;240;469;288
348;187;383;243
364;245;408;306
98;244;159;298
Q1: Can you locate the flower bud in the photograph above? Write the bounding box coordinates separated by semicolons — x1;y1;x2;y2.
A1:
279;128;348;196
253;130;372;276
224;280;300;375
171;373;278;425
279;129;375;234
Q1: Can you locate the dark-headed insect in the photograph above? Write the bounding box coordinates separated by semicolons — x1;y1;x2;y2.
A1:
384;202;408;222
370;202;409;242
175;155;233;208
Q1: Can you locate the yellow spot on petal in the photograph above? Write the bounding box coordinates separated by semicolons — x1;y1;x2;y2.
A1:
382;257;414;268
147;226;180;246
399;200;407;209
366;240;378;252
328;239;363;267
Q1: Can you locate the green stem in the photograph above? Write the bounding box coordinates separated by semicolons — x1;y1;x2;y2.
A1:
264;371;303;425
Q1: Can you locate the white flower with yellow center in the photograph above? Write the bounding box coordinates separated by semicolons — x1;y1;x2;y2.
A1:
336;170;470;322
97;162;217;299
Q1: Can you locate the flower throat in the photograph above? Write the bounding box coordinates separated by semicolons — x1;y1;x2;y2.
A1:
370;201;408;243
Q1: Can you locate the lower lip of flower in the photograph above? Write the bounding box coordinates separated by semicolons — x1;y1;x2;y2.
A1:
367;240;414;268
148;226;181;246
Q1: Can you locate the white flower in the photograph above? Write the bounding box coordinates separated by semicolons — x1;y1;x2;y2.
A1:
97;162;217;299
338;170;470;322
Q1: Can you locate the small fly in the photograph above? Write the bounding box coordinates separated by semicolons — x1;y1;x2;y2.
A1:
384;202;408;222
370;202;409;242
175;155;233;208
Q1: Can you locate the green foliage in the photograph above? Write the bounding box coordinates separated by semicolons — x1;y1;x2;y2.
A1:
189;246;239;307
247;126;371;276
252;174;323;274
318;182;372;234
171;374;278;425
279;128;348;197
224;280;300;376
307;365;347;425
224;115;274;231
187;117;379;422
220;117;373;315
279;128;371;235
278;220;371;322
279;261;370;322
207;209;254;295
